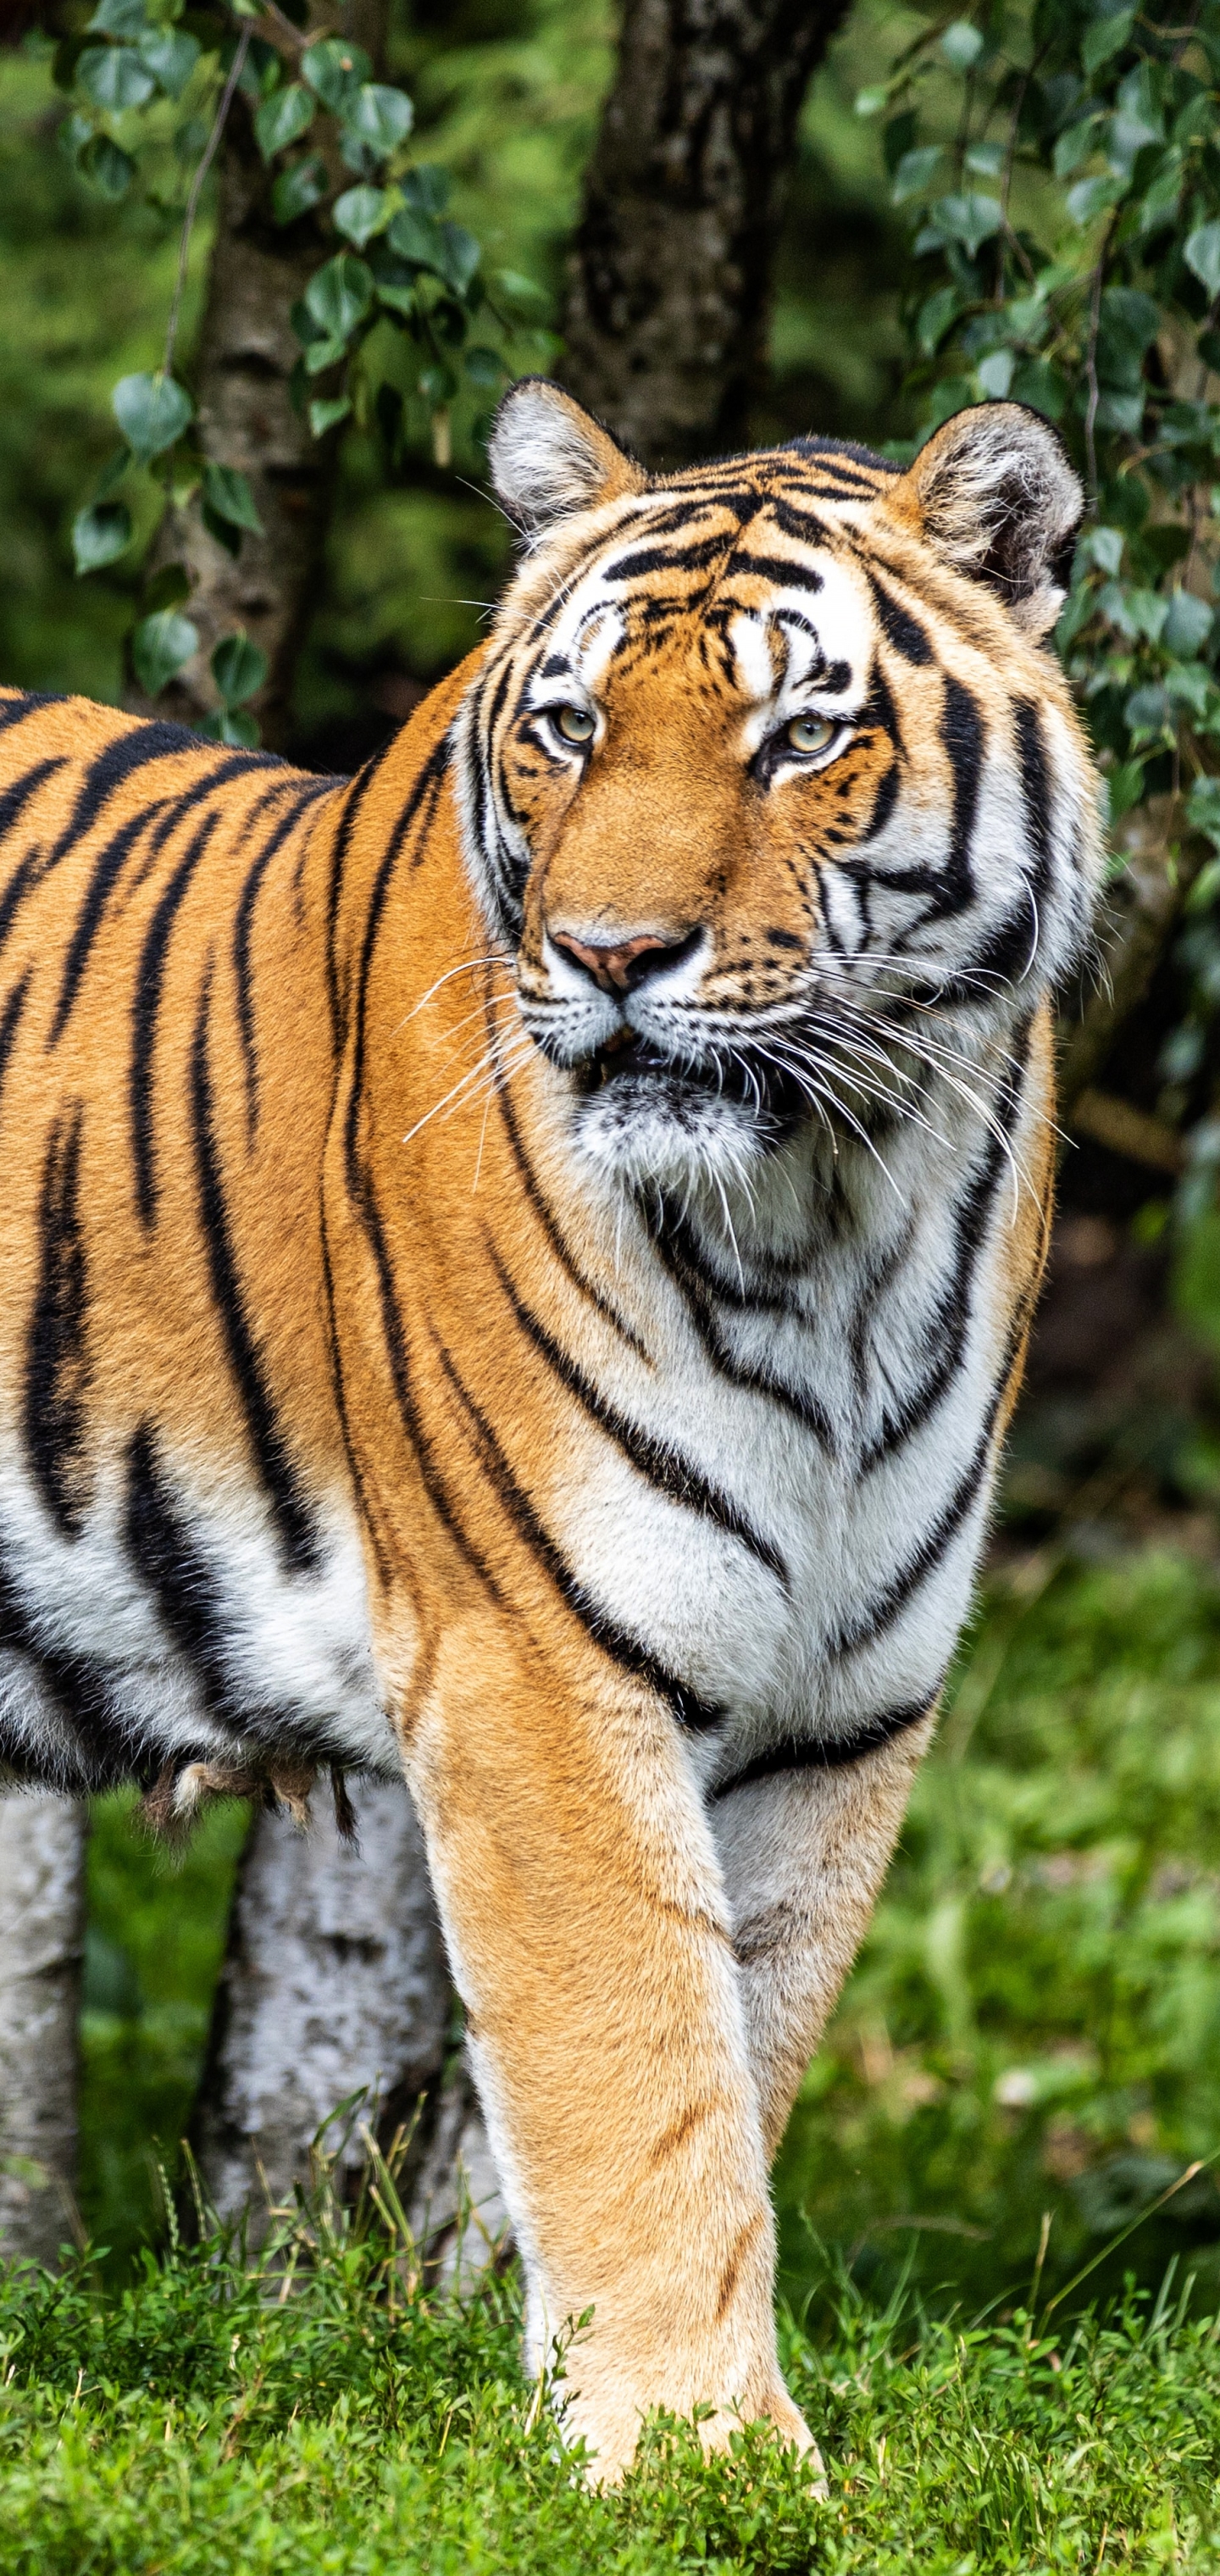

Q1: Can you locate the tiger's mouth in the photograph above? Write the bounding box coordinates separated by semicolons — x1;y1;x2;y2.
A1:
574;1029;807;1130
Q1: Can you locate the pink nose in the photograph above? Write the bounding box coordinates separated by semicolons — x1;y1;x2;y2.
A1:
551;930;690;995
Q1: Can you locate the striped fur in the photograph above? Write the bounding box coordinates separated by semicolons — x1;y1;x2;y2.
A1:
0;387;1101;2470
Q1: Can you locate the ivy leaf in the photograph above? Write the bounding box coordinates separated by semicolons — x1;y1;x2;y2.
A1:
77;43;157;111
303;336;347;375
301;37;371;114
1124;681;1173;739
464;345;502;387
1185;222;1220;299
86;0;148;35
334;185;392;249
1187;777;1220;847
387;205;446;269
142;561;191;613
1066;171;1127;225
1162;591;1214;658
72;500;131;573
940;20;984;71
79;134;134;198
1078;526;1125;575
308;395;352;437
917;285;960;355
1081;10;1135;77
977;349;1014;397
131;608;198;697
929;193;1002;256
271;154;327;226
400;163;450;217
342;82;413;161
113;371;194;462
199;706;259;747
136;28;199;100
304;253;374;342
253;83;314;161
201;462;263;536
891;147;943;204
211;630;269;708
435;221;480;295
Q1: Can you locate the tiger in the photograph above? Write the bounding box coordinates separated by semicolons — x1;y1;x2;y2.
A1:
0;378;1101;2473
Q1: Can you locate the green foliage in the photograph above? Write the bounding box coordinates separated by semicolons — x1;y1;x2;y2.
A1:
4;2178;1220;2566
54;0;537;737
862;0;1220;1204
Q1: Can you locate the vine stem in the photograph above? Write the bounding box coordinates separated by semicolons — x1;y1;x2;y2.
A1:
163;25;252;380
1083;214;1117;509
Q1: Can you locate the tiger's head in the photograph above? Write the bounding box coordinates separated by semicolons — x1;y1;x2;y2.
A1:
454;378;1102;1194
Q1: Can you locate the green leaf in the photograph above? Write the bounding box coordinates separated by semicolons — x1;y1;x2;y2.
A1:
435;221;480;295
464;345;502;387
254;83;314;160
939;20;984;71
891;146;943;205
929;192;1001;256
201;461;263;536
86;0;147;36
131;608;198;697
304;253;374;342
308;394;352;437
79;133;134;198
1187;776;1220;847
916;286;960;357
374;280;419;321
964;140;1003;177
976;349;1014;397
210;630;268;708
387;205;446;269
1066;172;1127;226
400;163;450;217
1124;681;1173;738
199;705;260;747
1105;758;1146;824
1053;118;1101;179
92;447;130;502
271;153;327;226
77;42;157;110
1185;221;1220;299
1081;11;1134;77
141;560;191;613
301;36;370;114
1078;525;1124;575
113;370;193;463
303;336;347;375
72;499;131;573
136;28;198;99
1162;591;1214;658
854;84;889;118
333;184;392;249
343;81;413;161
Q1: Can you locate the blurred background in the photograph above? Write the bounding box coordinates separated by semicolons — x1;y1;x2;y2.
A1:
3;0;1220;2335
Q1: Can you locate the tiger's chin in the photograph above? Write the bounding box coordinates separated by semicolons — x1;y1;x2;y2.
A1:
564;1038;801;1195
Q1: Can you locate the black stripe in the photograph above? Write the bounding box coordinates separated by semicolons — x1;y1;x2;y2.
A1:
490;1246;790;1590
0;969;32;1121
0;1552;141;1794
868;572;933;664
606;535;732;584
857;1033;1029;1470
124;1422;238;1724
728;552;824;593
496;1075;651;1360
1013;697;1054;906
53;753;276;1049
190;963;320;1575
936;670;984;919
0;691;68;734
650;1208;835;1452
232;779;331;1137
324;733;400;1045
43;720;273;878
131;808;219;1226
0;759;70;952
713;1696;935;1797
24;1103;92;1539
342;738;452;1210
432;1333;725;1730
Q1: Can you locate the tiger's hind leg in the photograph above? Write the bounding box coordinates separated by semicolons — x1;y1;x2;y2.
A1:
709;1724;935;2165
402;1615;815;2480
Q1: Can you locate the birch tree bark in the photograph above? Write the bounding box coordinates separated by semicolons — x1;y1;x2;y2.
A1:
562;0;852;468
193;1779;507;2273
0;1793;86;2266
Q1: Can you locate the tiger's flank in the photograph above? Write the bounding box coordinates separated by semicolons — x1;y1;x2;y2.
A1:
0;383;1101;2474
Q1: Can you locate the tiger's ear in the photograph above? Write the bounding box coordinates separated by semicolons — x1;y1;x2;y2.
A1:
487;378;647;543
890;402;1083;639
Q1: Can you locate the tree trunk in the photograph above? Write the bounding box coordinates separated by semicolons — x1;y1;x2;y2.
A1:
147;0;389;749
0;1793;86;2266
562;0;852;469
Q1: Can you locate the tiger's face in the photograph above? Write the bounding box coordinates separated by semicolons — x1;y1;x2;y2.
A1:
456;382;1101;1194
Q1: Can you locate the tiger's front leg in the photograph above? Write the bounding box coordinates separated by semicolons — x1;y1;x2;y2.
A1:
402;1615;814;2479
710;1727;935;2163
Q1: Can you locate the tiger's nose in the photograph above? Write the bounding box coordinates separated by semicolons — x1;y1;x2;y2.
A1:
551;926;700;995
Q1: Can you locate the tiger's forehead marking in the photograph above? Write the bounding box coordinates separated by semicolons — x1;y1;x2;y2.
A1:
525;500;879;718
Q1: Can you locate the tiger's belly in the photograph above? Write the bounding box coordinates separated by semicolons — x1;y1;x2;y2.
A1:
0;1433;393;1796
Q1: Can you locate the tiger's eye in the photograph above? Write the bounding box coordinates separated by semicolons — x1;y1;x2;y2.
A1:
555;704;596;745
787;713;835;755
